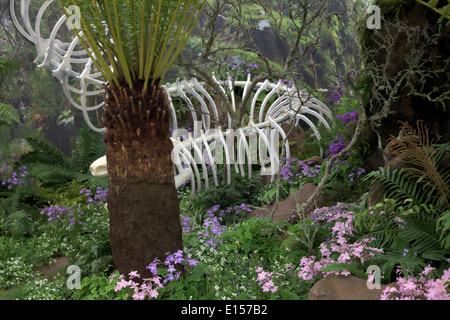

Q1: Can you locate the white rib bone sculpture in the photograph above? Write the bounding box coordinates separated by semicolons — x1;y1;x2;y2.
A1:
11;0;333;195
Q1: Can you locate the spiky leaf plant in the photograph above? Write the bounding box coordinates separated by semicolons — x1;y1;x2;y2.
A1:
57;0;206;277
386;120;450;210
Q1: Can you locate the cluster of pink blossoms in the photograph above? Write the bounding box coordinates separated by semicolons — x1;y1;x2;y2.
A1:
110;271;163;300
111;250;199;300
381;266;450;300
298;204;383;281
255;267;278;293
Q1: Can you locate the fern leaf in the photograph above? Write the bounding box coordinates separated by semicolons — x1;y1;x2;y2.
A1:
22;134;69;168
29;163;75;183
71;123;105;172
437;210;450;249
75;173;109;189
0;103;20;124
398;210;442;253
376;250;427;281
0;59;20;79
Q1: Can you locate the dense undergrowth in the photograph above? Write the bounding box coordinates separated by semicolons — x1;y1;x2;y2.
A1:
1;89;449;300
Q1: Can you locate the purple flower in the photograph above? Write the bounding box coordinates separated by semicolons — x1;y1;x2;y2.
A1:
1;166;33;189
146;258;159;275
40;204;83;227
187;258;199;267
337;110;359;124
325;135;346;158
80;187;108;205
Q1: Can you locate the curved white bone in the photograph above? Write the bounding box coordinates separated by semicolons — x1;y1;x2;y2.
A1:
12;0;333;192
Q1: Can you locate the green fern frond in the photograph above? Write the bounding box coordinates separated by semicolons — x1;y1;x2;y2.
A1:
437;210;450;249
386;121;450;209
3;210;32;238
415;0;450;21
71;123;105;172
28;164;75;183
398;208;442;253
0;103;20;124
75;173;109;189
354;200;401;249
362;167;431;205
21;134;70;168
375;249;428;281
0;59;20;79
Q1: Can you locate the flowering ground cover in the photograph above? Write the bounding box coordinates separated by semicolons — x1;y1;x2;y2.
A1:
0;74;449;301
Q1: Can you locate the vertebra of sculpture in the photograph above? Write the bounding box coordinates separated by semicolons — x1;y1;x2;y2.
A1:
11;0;332;194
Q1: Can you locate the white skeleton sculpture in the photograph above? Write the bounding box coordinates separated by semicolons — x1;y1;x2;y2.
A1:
11;0;333;195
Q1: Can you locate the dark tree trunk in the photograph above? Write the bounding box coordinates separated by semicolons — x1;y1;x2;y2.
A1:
102;80;183;278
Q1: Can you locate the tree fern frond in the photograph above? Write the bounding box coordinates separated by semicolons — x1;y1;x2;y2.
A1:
58;0;206;90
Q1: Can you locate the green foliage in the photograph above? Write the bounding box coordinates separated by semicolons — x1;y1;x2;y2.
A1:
363;167;432;207
72;124;105;169
363;141;450;211
18;125;108;189
58;0;206;89
72;270;130;300
354;199;450;282
0;59;20;80
22;277;71;300
2;209;33;239
415;0;450;21
354;199;400;249
220;217;284;264
157;262;215;300
0;256;36;290
181;170;262;215
437;210;450;249
0;103;20;127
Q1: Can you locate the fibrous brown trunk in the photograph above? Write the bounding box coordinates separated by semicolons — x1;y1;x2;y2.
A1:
102;80;183;278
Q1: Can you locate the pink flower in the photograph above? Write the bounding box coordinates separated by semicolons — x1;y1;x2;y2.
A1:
351;245;363;258
115;279;131;292
319;244;331;257
340;269;351;277
422;265;435;276
338;251;351;263
442;268;450;281
147;288;159;299
402;279;417;292
128;271;140;279
132;291;145;300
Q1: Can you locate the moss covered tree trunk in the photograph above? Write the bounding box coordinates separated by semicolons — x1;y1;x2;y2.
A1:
102;81;183;278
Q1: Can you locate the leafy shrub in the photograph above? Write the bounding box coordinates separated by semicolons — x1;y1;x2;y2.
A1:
0;256;37;290
71;270;131;300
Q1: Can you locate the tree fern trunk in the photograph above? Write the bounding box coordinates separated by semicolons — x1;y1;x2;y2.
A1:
102;81;183;278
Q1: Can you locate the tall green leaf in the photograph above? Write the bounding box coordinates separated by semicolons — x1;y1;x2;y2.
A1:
58;0;206;90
